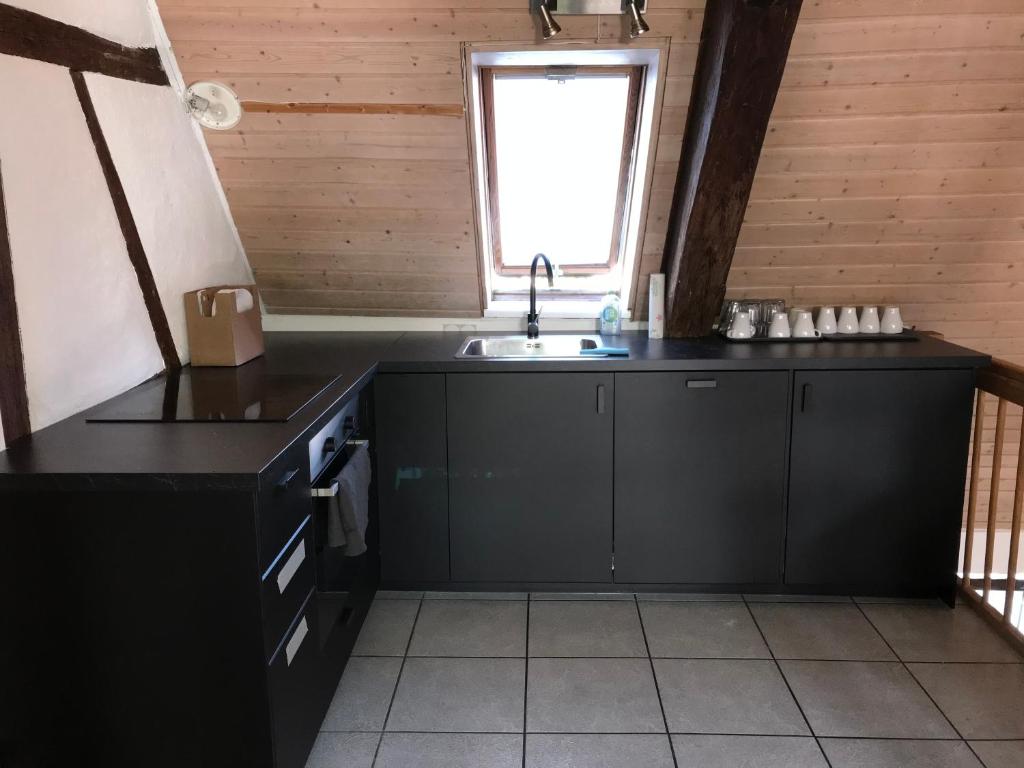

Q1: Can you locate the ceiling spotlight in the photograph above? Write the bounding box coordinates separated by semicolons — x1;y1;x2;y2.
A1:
626;0;650;37
538;0;561;39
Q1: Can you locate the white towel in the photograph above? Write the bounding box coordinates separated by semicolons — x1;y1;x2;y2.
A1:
326;443;371;556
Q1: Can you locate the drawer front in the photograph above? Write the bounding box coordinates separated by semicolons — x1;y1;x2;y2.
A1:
269;592;324;768
262;516;315;660
258;443;312;572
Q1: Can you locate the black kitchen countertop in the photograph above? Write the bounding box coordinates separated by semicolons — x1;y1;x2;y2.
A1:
0;330;989;488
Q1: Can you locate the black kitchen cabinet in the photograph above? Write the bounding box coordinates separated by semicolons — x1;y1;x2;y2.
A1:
375;373;450;583
446;373;614;583
614;371;790;584
786;369;975;599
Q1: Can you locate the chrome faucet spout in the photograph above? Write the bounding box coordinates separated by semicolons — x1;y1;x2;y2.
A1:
527;253;554;339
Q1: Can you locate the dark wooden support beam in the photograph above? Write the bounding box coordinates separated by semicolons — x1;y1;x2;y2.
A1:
71;70;181;371
0;3;168;86
661;0;802;337
0;161;31;446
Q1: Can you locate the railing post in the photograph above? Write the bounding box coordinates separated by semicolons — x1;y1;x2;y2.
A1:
1004;428;1024;622
983;398;1008;604
962;391;987;588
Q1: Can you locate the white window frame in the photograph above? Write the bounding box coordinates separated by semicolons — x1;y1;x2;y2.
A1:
463;41;667;319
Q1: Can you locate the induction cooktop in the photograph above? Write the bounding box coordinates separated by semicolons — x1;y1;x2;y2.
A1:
86;359;339;423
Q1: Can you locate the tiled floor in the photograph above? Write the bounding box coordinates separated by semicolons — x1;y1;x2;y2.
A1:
307;592;1024;768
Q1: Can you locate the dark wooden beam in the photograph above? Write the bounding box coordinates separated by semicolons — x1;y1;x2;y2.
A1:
0;161;31;446
71;70;181;371
661;0;802;337
0;3;168;86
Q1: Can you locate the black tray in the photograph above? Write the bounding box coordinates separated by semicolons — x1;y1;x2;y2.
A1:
823;330;918;342
717;331;821;343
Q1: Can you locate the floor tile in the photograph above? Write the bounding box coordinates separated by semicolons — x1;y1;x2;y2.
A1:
375;590;423;600
408;599;527;657
671;735;827;767
654;659;809;736
640;601;770;658
821;738;983;768
321;657;402;732
526;734;674;768
531;592;634;600
780;660;956;739
529;601;646;657
861;604;1022;662
637;592;743;602
909;663;1024;739
386;657;524;733
968;740;1024;768
745;594;852;603
352;598;419;656
750;603;896;661
526;658;663;733
375;733;523;768
304;732;379;768
424;591;527;600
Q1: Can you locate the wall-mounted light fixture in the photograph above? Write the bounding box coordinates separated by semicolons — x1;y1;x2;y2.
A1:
625;0;650;37
531;0;650;41
538;0;562;39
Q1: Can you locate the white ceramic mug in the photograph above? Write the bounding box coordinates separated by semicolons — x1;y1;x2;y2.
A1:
816;306;838;335
788;307;808;326
793;312;821;338
881;306;904;334
859;306;880;334
727;311;755;339
768;312;791;338
838;306;860;334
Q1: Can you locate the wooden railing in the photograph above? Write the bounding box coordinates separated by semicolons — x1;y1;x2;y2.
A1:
961;358;1024;653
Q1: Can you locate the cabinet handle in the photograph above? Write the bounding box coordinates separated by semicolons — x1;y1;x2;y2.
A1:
322;437;338;455
275;468;300;491
285;617;309;666
596;384;606;415
276;539;307;594
686;379;717;389
800;382;812;412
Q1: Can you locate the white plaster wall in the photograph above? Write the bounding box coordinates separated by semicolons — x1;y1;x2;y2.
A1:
0;54;165;436
85;74;252;361
6;0;155;47
0;1;253;451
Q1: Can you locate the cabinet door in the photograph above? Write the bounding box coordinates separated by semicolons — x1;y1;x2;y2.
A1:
447;373;614;583
786;369;975;592
614;371;789;584
375;374;450;583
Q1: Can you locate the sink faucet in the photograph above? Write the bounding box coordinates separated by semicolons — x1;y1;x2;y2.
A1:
527;253;554;339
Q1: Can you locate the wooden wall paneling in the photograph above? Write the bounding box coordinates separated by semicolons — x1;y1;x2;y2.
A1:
163;0;1024;336
0;160;30;446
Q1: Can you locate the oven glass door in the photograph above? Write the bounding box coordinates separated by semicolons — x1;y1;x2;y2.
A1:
310;437;379;667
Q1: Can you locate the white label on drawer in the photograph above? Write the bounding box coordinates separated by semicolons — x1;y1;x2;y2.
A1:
276;539;307;595
286;617;309;666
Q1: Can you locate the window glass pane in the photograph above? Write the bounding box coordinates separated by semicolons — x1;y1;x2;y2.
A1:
491;73;630;269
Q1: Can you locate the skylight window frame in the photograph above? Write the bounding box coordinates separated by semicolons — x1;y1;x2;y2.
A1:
464;42;667;319
479;64;645;277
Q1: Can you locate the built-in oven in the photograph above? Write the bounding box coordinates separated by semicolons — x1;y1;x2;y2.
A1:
307;389;379;681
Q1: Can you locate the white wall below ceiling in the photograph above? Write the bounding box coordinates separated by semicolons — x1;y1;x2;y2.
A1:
0;1;251;450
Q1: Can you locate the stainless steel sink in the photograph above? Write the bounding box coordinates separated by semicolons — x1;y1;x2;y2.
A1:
455;335;601;359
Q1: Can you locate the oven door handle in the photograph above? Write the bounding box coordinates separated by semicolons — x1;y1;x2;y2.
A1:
312;480;340;498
